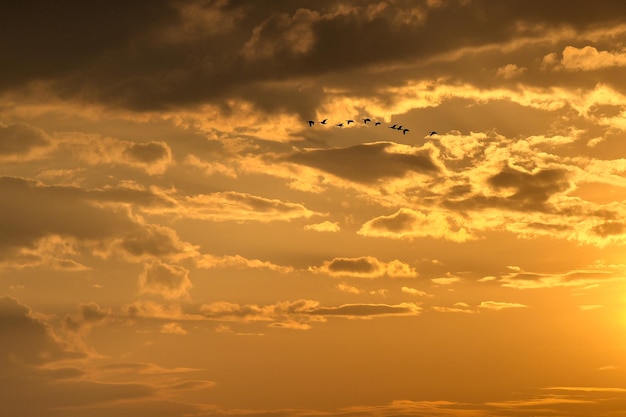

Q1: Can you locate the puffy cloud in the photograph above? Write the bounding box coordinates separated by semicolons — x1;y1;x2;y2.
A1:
287;142;441;184
558;46;626;71
138;262;193;300
336;283;363;294
0;296;78;366
114;224;198;262
311;256;417;278
358;208;472;242
496;63;527;79
63;302;110;333
489;166;571;203
304;220;340;232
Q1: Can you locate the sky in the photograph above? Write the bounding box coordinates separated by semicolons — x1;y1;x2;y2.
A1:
3;1;626;415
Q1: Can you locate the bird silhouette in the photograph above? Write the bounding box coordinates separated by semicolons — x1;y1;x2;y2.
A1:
402;129;409;135
346;119;354;125
374;122;381;126
429;131;438;136
307;120;315;127
363;118;371;124
389;124;397;129
320;119;328;125
396;125;403;130
336;123;344;127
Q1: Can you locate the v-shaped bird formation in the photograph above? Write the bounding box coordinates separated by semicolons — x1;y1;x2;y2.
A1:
307;117;437;137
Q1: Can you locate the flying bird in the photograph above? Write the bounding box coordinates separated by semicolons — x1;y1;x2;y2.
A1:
389;124;397;129
374;122;381;126
307;120;315;127
346;119;354;124
320;119;328;124
429;131;438;136
336;123;344;127
363;118;371;124
402;129;409;135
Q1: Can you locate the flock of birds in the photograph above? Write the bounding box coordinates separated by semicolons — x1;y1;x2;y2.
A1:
307;118;437;136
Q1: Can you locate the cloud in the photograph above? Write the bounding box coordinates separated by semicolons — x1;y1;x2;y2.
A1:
431;303;475;314
160;322;187;335
0;235;90;271
337;283;363;294
177;191;320;222
287;142;441;184
138;261;193;300
486;165;572;211
0;176;136;255
63;302;110;333
0;176;189;263
478;301;528;310
431;276;461;285
311;256;417;278
358;208;472;242
122;300;203;322
114;223;199;262
304;220;340;232
0;122;51;160
0;296;78;366
199;299;420;326
557;46;626;71
307;302;421;318
59;134;173;175
401;287;432;297
496;63;526;79
499;265;625;289
196;253;293;273
241;8;320;61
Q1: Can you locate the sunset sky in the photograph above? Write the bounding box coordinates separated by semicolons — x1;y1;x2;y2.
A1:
4;1;626;416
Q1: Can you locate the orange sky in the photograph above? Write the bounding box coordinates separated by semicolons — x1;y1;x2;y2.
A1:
3;1;626;416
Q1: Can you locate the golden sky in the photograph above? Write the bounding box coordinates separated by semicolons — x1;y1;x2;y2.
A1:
3;1;626;415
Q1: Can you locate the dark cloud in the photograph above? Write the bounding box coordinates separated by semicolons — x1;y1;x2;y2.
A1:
327;257;381;274
63;302;110;333
0;122;49;156
287;142;440;183
0;0;176;91
488;166;571;208
592;221;625;237
0;296;78;365
6;1;626;115
0;176;179;260
124;141;171;164
307;303;420;317
365;209;416;233
445;166;571;213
